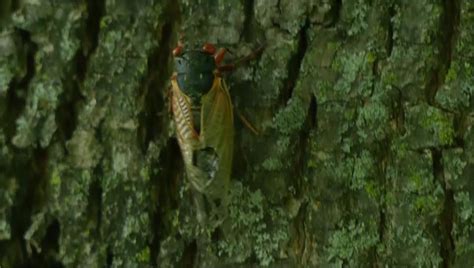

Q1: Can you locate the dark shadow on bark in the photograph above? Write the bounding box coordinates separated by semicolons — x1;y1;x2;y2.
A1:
87;167;103;238
106;246;113;267
431;148;455;268
280;20;309;106
27;219;63;268
4;29;37;140
179;239;197;268
151;138;183;265
84;0;105;58
56;65;83;142
325;0;342;27
308;94;318;129
423;1;461;264
140;1;181;265
425;0;460;105
137;20;174;153
240;0;256;42
0;147;49;267
56;0;105;142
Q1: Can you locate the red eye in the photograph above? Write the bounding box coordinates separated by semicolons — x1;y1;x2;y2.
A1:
202;43;216;54
173;45;183;56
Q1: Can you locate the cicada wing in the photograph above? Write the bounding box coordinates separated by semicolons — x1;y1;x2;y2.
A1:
171;74;233;202
199;76;234;200
170;78;199;167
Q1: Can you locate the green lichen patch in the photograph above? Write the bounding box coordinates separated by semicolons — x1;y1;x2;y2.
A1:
218;182;289;266
326;220;378;265
403;104;455;148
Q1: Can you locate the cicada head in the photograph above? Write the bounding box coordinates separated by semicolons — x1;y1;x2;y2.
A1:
172;42;218;103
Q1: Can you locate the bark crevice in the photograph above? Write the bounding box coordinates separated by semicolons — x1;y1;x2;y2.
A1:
280;19;309;106
74;0;105;82
297;93;317;189
83;0;105;61
325;0;342;27
425;0;460;105
7;148;48;265
56;0;105;141
431;148;455;268
240;0;255;42
137;0;179;153
137;21;173;153
145;1;181;264
0;28;42;263
308;94;318;129
87;167;103;237
375;140;390;265
32;219;61;267
4;28;37;140
152;138;183;265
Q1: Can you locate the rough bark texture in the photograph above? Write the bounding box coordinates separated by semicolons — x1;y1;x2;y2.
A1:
1;0;474;267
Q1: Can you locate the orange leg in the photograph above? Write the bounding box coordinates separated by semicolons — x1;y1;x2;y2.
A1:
237;110;259;135
203;43;216;54
217;64;235;72
233;44;266;66
173;45;183;56
214;48;227;65
217;44;266;73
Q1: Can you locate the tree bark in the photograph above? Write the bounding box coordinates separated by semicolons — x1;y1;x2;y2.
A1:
1;0;473;267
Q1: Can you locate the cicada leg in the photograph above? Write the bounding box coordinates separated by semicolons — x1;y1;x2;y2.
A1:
236;110;259;135
214;47;227;65
217;44;266;73
193;190;207;224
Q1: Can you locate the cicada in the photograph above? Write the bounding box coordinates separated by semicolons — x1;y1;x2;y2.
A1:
170;41;263;223
170;42;235;223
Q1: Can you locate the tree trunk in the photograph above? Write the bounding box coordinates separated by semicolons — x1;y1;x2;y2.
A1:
1;0;473;267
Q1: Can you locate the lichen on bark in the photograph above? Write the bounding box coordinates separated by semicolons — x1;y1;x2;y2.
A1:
1;0;474;267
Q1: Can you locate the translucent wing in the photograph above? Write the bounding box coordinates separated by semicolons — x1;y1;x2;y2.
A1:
199;76;234;200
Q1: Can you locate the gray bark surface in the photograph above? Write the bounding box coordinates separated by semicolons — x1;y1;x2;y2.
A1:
1;0;473;267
